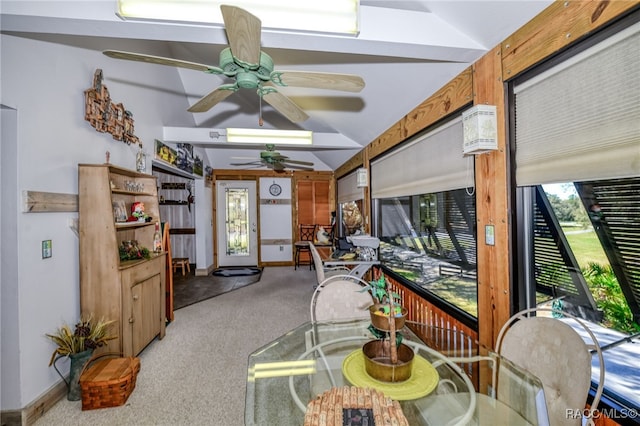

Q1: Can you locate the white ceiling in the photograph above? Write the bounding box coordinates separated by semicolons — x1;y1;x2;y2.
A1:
1;0;553;171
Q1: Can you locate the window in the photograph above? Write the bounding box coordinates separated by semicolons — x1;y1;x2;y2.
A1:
374;189;477;317
515;179;640;412
512;15;640;415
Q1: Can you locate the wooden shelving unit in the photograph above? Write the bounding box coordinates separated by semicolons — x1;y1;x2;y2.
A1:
78;164;166;356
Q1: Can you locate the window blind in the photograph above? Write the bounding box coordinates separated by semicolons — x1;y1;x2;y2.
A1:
371;116;473;198
514;22;640;186
337;170;364;204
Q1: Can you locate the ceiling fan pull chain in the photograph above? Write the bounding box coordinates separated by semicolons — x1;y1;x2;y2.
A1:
259;95;264;126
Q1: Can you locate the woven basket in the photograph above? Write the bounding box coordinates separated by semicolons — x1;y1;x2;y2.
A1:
79;352;140;410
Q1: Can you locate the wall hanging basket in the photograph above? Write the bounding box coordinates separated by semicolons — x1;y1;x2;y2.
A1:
79;353;140;410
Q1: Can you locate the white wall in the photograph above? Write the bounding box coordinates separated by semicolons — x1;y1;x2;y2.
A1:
1;106;20;410
0;34;195;410
259;177;293;262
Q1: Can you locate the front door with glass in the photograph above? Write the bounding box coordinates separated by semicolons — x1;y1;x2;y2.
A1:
216;180;258;267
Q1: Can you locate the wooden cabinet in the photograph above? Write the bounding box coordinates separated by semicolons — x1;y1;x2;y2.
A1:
79;164;166;356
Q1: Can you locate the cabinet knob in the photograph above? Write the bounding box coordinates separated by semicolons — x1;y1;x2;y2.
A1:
128;317;135;323
133;295;139;300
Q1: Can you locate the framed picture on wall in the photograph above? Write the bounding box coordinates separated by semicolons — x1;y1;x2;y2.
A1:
176;143;194;174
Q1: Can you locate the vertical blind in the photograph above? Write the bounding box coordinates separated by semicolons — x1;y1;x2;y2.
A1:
337;170;364;203
371;116;473;198
514;22;640;186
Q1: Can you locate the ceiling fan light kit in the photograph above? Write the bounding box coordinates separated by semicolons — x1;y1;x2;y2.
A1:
116;0;360;36
104;4;364;124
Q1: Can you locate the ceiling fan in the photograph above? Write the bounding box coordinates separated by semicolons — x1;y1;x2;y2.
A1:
103;5;365;123
230;144;314;171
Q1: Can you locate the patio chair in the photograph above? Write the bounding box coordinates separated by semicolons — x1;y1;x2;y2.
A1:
494;307;605;426
310;275;373;323
309;243;350;288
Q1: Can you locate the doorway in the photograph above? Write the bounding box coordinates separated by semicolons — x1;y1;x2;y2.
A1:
216;180;258;267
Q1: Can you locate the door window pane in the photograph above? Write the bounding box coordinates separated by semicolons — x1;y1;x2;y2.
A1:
225;188;250;256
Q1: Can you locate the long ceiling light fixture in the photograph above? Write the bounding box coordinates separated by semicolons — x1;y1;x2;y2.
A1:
117;0;360;36
226;128;313;145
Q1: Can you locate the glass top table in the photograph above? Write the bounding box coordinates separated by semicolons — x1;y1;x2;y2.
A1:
245;319;546;425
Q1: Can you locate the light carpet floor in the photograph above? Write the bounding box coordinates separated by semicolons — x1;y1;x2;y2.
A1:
34;266;316;426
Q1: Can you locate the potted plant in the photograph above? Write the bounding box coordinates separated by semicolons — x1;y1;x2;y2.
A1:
360;274;408;331
47;314;116;401
360;273;414;382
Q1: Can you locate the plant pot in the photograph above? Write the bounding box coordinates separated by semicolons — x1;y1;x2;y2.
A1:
369;304;408;331
53;349;94;401
362;340;414;382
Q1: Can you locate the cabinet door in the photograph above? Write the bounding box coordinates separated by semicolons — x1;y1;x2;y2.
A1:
130;272;162;355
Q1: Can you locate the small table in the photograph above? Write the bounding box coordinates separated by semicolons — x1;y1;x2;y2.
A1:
245;319;545;425
322;250;380;279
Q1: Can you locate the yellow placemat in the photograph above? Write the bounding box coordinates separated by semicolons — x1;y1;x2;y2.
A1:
341;349;439;401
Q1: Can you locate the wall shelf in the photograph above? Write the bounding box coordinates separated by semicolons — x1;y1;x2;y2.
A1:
152;159;201;180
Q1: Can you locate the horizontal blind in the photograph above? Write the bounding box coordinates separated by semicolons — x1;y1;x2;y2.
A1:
371;116;472;198
337;170;364;203
515;22;640;186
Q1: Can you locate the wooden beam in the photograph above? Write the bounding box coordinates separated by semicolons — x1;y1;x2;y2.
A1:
22;191;78;213
368;68;473;160
502;0;640;79
473;46;510;352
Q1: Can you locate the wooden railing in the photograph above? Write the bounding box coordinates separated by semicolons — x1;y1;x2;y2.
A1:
376;269;481;383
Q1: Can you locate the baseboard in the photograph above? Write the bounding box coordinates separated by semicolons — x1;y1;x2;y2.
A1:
1;380;67;426
195;264;215;276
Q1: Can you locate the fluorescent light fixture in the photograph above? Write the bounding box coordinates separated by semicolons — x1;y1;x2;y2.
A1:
117;0;359;36
226;128;313;145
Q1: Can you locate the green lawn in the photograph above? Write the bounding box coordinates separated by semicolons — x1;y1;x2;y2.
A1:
564;230;609;267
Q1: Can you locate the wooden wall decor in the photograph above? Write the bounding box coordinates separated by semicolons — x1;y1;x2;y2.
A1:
84;69;140;146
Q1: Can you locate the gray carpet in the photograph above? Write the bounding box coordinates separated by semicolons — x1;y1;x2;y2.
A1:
34;266;316;426
173;268;263;310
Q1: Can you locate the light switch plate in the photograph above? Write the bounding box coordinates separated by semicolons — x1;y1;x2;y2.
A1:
42;240;52;258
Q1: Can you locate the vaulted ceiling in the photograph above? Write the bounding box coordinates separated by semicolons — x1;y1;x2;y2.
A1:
1;1;553;171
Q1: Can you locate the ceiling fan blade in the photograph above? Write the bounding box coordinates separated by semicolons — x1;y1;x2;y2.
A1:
281;159;314;166
262;90;309;123
103;50;223;74
188;84;238;113
220;5;261;67
271;70;365;93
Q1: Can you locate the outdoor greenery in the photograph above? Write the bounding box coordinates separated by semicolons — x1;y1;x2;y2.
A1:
583;262;640;334
552;189;638;334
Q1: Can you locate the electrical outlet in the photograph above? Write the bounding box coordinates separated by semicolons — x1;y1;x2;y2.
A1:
42;240;52;259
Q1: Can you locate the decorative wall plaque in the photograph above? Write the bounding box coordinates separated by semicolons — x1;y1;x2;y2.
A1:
84;69;140;146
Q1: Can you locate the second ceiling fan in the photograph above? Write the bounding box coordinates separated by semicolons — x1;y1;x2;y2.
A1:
230;144;314;172
103;5;365;123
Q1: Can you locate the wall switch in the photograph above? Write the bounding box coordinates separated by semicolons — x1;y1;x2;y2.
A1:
485;225;495;246
42;240;52;258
